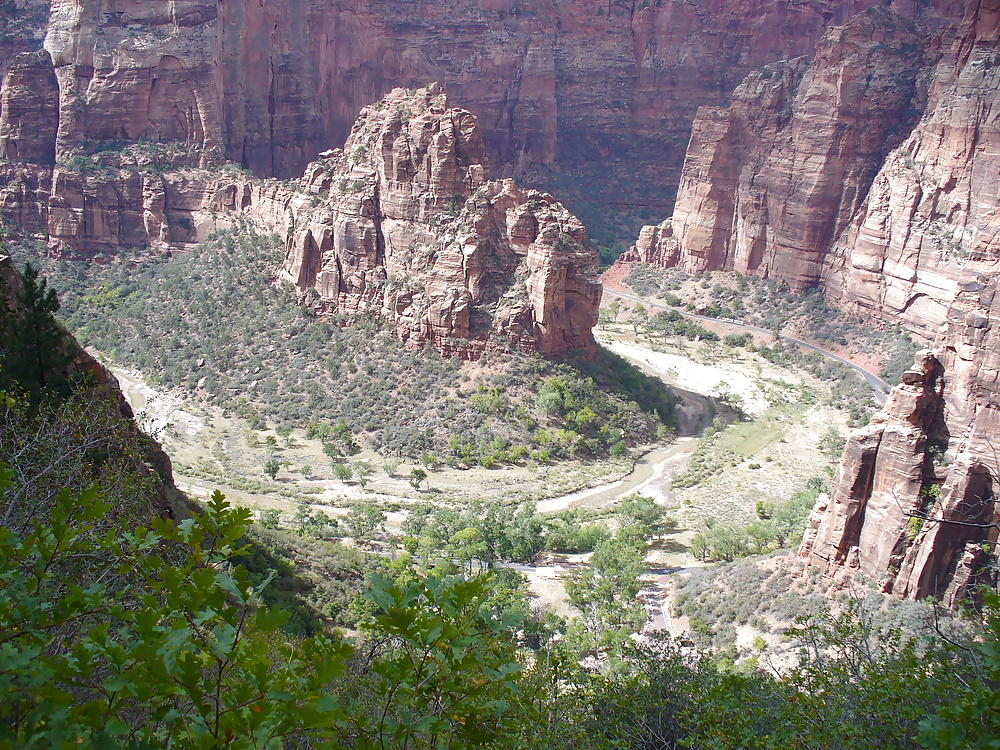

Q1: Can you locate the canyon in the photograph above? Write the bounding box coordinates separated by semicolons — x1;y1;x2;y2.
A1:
0;0;997;602
0;0;943;254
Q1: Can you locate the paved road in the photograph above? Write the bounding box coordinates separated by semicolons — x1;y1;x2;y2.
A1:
604;288;891;405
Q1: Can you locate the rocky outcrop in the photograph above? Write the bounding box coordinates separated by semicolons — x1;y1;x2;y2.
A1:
618;218;679;268
613;1;1000;603
247;85;602;358
804;204;1000;604
0;80;603;359
0;50;59;165
822;0;1000;340
800;347;998;604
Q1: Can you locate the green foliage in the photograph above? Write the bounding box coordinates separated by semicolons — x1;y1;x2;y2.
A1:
615;493;674;539
17;228;675;466
409;467;427;489
343;499;385;544
0;262;75;404
241;524;377;631
544;508;611;554
0;478;353;749
348;571;525;748
819;425;848;461
0;462;528;747
690;480;825;562
919;591;1000;749
647;308;720;342
402;499;546;566
565;537;647;654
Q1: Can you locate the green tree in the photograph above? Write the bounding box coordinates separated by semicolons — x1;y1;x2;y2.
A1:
264;456;281;479
258;508;282;529
449;526;487;574
334;462;353;483
617;494;673;539
409;467;427;489
565;537;647;654
351;571;524;748
630;303;648;335
353;460;373;489
0;263;74;403
344;499;386;545
920;590;1000;749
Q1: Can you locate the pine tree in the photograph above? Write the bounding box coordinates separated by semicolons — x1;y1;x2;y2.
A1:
1;262;73;402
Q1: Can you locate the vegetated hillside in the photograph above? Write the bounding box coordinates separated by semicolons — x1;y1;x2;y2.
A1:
15;227;676;466
0;253;177;517
3;252;999;750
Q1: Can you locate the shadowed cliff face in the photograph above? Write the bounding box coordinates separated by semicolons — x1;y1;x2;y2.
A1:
29;0;904;213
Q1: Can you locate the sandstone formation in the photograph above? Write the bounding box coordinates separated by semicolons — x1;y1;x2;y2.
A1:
0;0;996;600
246;85;602;358
800;349;998;605
615;0;1000;602
623;7;927;284
0;0;918;238
621;0;998;345
0;73;603;357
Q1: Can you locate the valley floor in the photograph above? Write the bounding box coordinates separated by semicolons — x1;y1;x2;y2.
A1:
105;318;849;642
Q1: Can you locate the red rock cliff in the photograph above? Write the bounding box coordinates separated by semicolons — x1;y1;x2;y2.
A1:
242;85;603;359
622;0;997;344
620;0;1000;603
11;0;909;225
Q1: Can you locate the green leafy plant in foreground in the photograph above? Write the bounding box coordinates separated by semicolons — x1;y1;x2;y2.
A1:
0;464;524;749
0;475;351;749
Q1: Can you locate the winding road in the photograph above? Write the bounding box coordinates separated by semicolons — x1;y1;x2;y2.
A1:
603;288;891;405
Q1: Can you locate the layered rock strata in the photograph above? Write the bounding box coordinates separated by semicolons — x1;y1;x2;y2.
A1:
34;0;895;183
622;0;999;345
248;85;603;358
10;84;601;358
616;0;1000;603
800;346;999;605
0;0;929;245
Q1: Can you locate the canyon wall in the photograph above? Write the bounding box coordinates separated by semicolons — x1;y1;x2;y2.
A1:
0;0;997;596
618;0;1000;602
799;212;1000;604
36;0;897;182
0;0;935;245
623;0;998;344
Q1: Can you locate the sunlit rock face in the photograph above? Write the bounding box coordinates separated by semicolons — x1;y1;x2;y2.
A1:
0;0;907;255
614;0;1000;604
264;85;603;359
